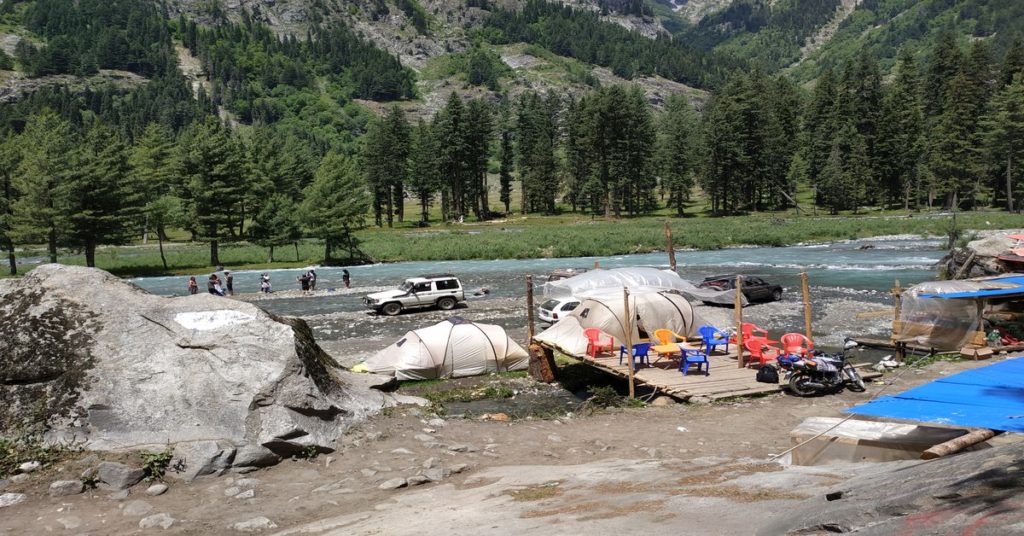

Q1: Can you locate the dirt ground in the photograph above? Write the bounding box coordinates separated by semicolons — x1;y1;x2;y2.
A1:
2;357;1017;536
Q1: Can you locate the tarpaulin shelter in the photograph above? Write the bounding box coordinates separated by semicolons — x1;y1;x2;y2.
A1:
534;290;704;357
542;266;745;306
361;317;529;380
892;275;1024;351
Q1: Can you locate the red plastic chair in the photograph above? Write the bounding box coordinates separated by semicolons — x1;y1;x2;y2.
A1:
743;338;780;368
779;333;813;358
584;328;615;359
731;323;777;345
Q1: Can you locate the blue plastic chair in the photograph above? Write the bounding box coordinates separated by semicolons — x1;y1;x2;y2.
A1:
619;342;652;371
679;347;710;376
698;325;730;354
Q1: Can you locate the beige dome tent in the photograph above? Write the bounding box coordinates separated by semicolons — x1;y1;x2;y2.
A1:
534;290;703;357
362;317;529;380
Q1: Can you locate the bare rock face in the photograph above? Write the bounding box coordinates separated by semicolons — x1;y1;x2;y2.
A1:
0;265;392;472
937;234;1018;278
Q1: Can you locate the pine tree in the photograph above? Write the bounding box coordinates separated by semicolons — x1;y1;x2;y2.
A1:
925;31;964;118
878;49;925;208
497;103;515;215
12;111;74;263
928;71;981;208
131;122;180;258
302;153;369;262
1001;36;1024;87
179;118;246;266
0;48;12;71
408;119;442;223
61;122;141;267
701;91;747;215
464;98;494;218
251;193;301;262
516;92;559;214
984;75;1024;212
0;137;19;275
362;107;410;228
805;68;838;190
433;94;467;220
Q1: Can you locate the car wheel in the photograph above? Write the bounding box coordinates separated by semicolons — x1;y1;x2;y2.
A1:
772;289;783;302
437;297;456;311
382;302;402;316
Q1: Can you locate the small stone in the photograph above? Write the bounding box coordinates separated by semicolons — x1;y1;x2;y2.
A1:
108;489;130;501
234;489;255;499
479;413;510;422
650;396;676;407
98;461;145;490
427;418;446;427
688;396;712;405
360;469;378;478
224;486;241;497
0;493;27;508
122;499;154;517
449;464;469;474
10;474;29;484
390;448;414;455
422;457;437;469
329;488;354;495
49;480;85;497
547;434;564;443
139;513;175;529
423;468;448;482
146;484;168;496
414;434;434;442
235;478;260;489
230;516;278;532
378;478;407;490
312;481;346;493
406;475;429;486
56;516;82;530
17;461;41;474
448;444;477;453
422;428;437;434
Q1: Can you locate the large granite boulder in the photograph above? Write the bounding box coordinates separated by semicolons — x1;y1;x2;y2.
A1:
0;264;402;473
937;234;1020;278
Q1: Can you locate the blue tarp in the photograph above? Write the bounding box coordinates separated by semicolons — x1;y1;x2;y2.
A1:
919;275;1024;299
847;358;1024;432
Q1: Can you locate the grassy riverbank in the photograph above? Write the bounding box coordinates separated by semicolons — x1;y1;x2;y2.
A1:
8;210;1021;277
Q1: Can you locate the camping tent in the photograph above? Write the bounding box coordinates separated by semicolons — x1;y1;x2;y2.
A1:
542;266;745;306
534;290;704;357
362;317;529;380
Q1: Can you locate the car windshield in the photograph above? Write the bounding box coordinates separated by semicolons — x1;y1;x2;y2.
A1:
399;281;413;292
540;299;560;310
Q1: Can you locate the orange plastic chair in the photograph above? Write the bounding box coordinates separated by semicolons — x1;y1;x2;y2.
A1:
653;329;676;346
779;333;813;357
584;328;615;359
743;338;780;368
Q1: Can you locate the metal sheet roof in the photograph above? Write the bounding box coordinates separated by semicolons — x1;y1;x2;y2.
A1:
847;358;1024;432
919;275;1024;300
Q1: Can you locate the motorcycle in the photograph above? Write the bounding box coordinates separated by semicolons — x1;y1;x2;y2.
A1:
779;350;866;396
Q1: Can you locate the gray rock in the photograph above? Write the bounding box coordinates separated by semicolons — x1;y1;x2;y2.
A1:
170;441;236;481
650;396;677;406
448;444;477;452
688;396;712;405
230;516;278;532
311;480;347;493
406;475;429;486
48;480;85;496
390;448;414;455
0;493;27;508
360;469;377;478
107;489;130;500
0;478;8;491
98;461;144;490
423;468;448;482
233;489;255;499
145;484;168;496
235;478;260;489
0;265;393;466
427;418;446;427
233;445;280;468
449;463;469;474
17;461;41;473
122;499;153;517
224;486;241;497
414;434;434;442
422;457;437;469
139;513;175;530
10;474;29;484
56;516;82;530
378;478;407;490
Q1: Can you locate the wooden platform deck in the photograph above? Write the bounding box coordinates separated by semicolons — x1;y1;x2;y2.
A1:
574;347;880;401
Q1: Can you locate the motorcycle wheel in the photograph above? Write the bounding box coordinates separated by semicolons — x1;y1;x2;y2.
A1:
844;364;866;392
788;372;817;397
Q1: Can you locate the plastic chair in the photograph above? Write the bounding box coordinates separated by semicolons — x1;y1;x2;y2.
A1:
583;328;615;359
743;338;780;368
679;347;710;376
619;342;652;370
779;333;813;358
697;325;730;354
653;328;676;346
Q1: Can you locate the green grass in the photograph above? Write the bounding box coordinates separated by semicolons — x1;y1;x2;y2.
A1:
7;209;1021;277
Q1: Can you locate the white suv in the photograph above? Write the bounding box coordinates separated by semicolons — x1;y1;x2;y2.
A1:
363;274;465;316
538;297;581;324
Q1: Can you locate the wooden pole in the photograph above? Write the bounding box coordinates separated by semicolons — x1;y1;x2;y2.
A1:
623;287;635;399
735;275;744;368
892;279;905;362
526;275;535;343
664;221;677;272
921;429;1001;460
801;272;812;341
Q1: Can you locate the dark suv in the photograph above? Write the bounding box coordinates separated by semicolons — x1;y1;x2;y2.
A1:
697;275;783;303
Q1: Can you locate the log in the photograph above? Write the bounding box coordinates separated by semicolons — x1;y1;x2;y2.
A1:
921;429;1001;460
528;343;557;383
953;251;977;280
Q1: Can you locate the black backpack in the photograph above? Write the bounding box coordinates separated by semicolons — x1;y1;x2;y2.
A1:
756;365;779;384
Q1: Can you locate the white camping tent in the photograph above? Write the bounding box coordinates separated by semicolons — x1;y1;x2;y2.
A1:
534;290;705;357
363;317;529;380
542;266;745;306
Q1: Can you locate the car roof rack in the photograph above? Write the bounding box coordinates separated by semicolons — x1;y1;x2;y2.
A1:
417;273;456;279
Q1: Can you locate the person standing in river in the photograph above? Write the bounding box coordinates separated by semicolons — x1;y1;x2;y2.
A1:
187;276;198;295
307;269;317;291
208;274;224;296
342;269;350;289
224;270;234;296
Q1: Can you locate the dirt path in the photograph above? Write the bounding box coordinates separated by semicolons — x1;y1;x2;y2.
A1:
1;357;1010;535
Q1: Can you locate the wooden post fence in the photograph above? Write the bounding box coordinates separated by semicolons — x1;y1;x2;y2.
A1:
664;221;677;272
623;287;635;398
526;275;535;343
801;272;812;341
735;275;744;368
